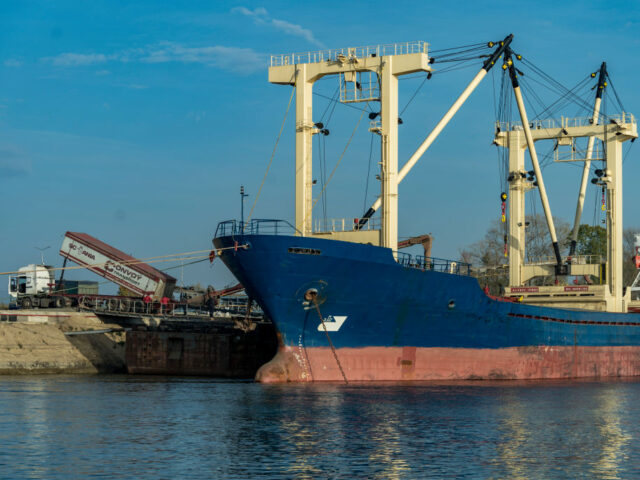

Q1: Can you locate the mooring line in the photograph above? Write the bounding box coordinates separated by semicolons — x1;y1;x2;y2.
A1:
312;298;348;384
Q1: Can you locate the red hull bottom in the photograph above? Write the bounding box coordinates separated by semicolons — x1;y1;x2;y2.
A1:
255;345;640;383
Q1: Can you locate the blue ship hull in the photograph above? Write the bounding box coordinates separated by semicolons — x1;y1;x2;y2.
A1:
214;222;640;382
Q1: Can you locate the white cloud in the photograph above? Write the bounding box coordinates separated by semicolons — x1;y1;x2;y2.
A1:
41;44;263;74
187;110;206;123
4;59;23;67
231;6;268;19
232;6;324;48
271;19;321;46
140;43;264;73
44;53;111;66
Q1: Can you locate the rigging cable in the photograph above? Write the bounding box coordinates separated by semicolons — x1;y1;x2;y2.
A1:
317;133;327;222
606;72;626;112
521;59;596;116
400;74;428;116
311;105;368;211
528;75;593;121
429;41;488;54
319;85;340;121
313;91;371;114
0;244;246;277
245;86;296;225
317;85;341;223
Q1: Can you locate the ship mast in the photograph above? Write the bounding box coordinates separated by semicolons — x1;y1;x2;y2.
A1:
268;42;434;251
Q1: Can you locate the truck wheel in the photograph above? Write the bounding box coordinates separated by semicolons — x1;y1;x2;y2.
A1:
54;297;64;308
64;297;73;307
21;297;32;309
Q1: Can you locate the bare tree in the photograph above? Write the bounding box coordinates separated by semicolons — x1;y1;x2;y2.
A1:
624;227;640;286
466;214;570;268
465;214;571;294
466;218;640;292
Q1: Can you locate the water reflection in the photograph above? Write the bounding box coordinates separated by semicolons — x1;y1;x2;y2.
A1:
281;419;323;479
2;377;640;479
367;410;410;479
16;379;51;477
494;392;529;480
591;385;631;479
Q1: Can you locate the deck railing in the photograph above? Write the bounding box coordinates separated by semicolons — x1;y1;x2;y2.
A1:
496;112;636;133
526;254;604;266
215;220;471;275
215;219;300;238
270;41;428;67
395;252;472;276
313;216;381;233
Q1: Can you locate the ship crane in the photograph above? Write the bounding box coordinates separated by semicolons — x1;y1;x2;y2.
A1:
268;36;513;253
494;53;638;313
356;35;514;235
398;234;432;258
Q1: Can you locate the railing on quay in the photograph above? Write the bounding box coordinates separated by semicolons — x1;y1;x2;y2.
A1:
395;252;472;276
215;219;300;238
77;295;264;319
270;41;428;67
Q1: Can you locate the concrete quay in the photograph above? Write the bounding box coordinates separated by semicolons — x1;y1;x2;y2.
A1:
0;310;277;377
0;310;126;374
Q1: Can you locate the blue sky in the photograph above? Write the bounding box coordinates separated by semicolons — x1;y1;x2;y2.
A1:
1;1;639;298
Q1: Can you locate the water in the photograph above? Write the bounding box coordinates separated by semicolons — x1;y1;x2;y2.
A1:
1;376;639;479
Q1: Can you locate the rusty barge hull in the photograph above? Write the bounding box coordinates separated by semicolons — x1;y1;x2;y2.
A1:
126;321;277;377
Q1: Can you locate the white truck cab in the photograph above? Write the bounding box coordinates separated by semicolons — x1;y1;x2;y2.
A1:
8;264;55;300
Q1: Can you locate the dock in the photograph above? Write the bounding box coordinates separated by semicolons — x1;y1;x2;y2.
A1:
0;308;277;377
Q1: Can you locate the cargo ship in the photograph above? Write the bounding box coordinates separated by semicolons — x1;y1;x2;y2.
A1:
213;35;640;382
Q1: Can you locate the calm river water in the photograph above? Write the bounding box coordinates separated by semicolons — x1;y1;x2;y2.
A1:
1;375;639;479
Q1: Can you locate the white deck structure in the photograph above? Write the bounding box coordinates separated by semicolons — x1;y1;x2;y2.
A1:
268;42;433;252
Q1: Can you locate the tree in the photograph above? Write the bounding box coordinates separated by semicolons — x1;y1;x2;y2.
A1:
464;214;570;294
524;214;571;263
575;224;606;258
466;214;570;268
465;218;640;291
624;228;640;286
575;225;639;286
